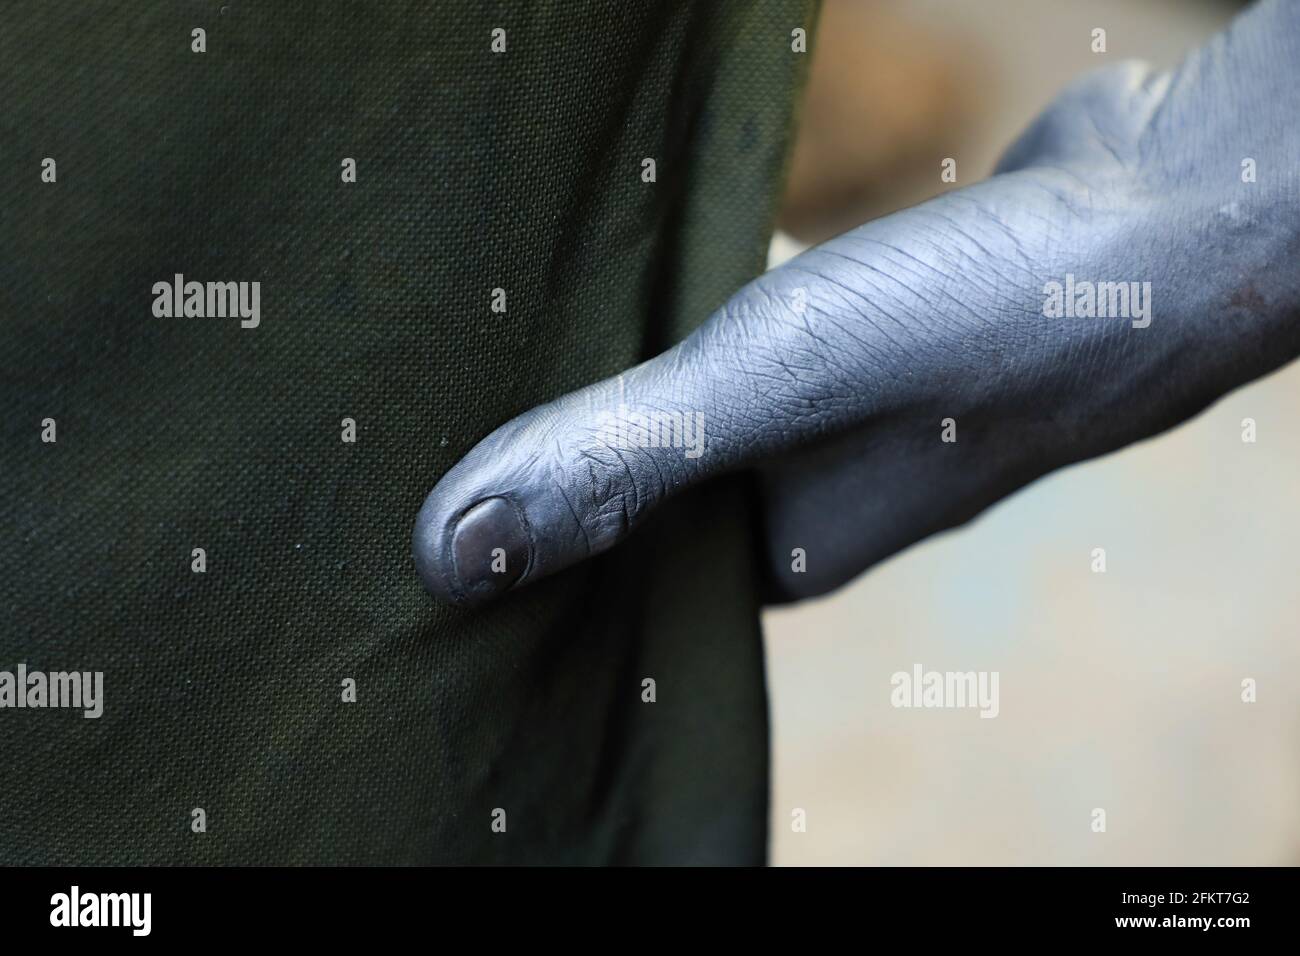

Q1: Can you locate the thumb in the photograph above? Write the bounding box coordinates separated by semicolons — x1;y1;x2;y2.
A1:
412;168;1064;607
410;314;760;607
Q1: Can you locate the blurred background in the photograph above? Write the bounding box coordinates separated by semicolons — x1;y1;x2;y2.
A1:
763;0;1300;865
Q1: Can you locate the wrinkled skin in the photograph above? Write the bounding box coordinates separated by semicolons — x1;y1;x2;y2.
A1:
414;0;1300;608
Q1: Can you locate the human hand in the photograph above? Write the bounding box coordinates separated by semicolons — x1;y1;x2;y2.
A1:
414;0;1300;607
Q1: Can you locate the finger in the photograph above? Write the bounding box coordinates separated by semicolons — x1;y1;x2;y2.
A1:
410;325;760;607
412;172;1080;607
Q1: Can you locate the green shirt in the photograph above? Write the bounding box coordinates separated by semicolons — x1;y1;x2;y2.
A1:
1;0;814;864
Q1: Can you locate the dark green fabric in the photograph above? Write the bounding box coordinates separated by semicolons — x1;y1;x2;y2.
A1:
1;0;814;864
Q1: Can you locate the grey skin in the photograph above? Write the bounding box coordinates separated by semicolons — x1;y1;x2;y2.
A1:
414;0;1300;608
